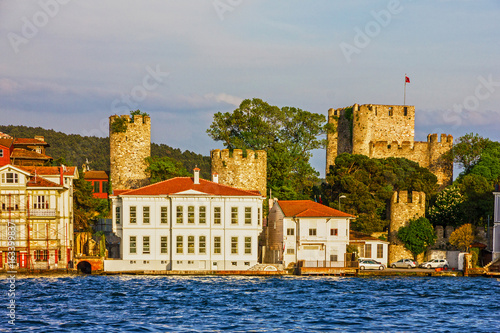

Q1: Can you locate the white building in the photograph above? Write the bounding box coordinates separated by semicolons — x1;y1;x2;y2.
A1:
349;231;390;266
0;164;78;270
493;189;500;261
264;200;355;268
105;169;264;272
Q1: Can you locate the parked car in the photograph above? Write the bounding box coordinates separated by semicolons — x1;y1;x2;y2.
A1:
359;259;385;270
390;258;417;269
419;259;449;269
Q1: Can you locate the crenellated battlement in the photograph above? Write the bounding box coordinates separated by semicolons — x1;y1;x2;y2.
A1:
211;148;267;196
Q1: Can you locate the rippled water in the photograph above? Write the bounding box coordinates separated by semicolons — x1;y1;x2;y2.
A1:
2;275;500;332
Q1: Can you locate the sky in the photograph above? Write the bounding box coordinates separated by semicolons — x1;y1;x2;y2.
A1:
1;0;499;178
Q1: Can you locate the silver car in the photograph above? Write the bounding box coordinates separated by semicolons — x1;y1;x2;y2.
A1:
359;259;385;270
390;258;417;269
419;259;449;269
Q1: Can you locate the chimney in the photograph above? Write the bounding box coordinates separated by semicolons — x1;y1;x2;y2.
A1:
193;168;200;185
212;172;218;184
59;166;64;185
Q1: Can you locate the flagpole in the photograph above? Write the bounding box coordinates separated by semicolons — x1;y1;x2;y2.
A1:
404;73;407;106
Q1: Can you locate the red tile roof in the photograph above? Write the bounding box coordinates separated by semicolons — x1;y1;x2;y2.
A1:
11;148;52;160
13;138;49;145
115;177;262;197
0;138;13;148
20;166;77;176
84;170;109;179
27;176;62;188
277;200;355;218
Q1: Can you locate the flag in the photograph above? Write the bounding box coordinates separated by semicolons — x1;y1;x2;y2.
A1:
405;76;410;83
319;195;323;204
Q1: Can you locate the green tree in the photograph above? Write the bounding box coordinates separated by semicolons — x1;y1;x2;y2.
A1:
397;217;437;259
457;174;494;227
145;156;191;184
428;185;464;227
445;133;491;173
449;223;475;252
73;173;109;231
207;98;333;199
326;153;438;233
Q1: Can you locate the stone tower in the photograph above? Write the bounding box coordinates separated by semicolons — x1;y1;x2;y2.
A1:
326;103;453;187
211;149;267;196
109;114;151;190
388;191;426;264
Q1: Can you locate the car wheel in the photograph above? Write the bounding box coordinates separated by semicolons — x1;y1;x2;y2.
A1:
407;264;412;269
360;266;365;270
443;265;448;269
427;264;431;269
379;266;384;270
391;264;396;268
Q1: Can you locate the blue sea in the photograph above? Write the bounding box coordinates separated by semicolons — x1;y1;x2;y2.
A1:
2;275;500;332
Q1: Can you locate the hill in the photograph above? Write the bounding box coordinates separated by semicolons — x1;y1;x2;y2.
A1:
0;125;211;179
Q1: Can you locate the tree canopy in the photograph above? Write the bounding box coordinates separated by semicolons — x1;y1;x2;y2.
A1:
73;173;109;232
325;154;438;234
449;223;475;252
207;98;333;199
397;217;436;259
145;156;191;184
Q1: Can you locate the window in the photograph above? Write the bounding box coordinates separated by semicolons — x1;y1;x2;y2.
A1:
244;207;252;224
199;206;206;224
161;207;168;224
102;181;108;194
34;196;48;209
143;236;150;254
404;107;408;116
0;149;3;157
232;262;237;266
188;236;195;254
287;248;295;254
214;207;221;225
231;237;238;254
199;236;206;254
388;107;393;116
287;228;294;236
214;236;221;254
176;236;183;254
258;208;261;225
188;206;194;224
143;207;150;224
35;250;48;261
309;228;317;236
330;255;338;262
245;237;251;254
377;244;383;258
2;173;18;184
116;207;121;224
130;206;136;224
231;207;238;224
161;236;168;254
365;244;372;258
176;206;183;224
330;228;338;236
130;236;137;254
94;181;100;193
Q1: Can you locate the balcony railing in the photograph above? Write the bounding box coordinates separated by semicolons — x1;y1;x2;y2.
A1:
29;209;56;217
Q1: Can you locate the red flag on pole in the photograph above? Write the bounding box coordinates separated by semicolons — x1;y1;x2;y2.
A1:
405;76;410;83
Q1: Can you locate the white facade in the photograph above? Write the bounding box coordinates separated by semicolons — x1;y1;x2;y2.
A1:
493;192;500;261
349;231;390;266
283;216;350;267
106;176;263;272
0;165;77;270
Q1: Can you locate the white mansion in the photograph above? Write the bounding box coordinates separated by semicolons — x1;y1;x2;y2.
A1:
105;169;264;272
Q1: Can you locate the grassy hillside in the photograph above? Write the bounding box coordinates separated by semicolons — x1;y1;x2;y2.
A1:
0;125;211;179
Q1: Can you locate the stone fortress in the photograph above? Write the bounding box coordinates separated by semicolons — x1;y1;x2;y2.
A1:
326;104;453;187
109;114;151;190
211;149;267;196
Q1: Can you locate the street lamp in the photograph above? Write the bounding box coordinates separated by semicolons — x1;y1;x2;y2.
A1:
339;195;346;211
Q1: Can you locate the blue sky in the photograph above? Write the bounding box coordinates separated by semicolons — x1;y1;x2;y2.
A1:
1;0;499;177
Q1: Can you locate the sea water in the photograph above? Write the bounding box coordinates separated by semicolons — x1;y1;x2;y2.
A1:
2;275;500;332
